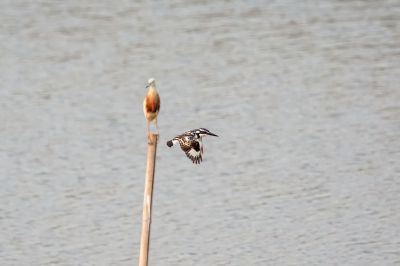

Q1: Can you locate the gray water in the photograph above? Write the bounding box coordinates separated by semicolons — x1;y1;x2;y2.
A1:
1;1;400;265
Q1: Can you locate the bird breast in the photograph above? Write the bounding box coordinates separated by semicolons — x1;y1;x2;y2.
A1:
143;88;160;121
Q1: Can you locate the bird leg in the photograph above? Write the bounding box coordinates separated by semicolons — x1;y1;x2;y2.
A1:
155;118;159;135
147;122;151;142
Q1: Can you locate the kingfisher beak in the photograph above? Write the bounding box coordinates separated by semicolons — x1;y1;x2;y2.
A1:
207;132;218;137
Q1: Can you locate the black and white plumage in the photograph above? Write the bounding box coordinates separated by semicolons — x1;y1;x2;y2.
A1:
166;128;218;164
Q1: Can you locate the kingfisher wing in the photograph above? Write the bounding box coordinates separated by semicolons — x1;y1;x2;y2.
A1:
179;139;202;164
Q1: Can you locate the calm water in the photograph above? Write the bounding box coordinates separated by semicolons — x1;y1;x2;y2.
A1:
1;1;400;265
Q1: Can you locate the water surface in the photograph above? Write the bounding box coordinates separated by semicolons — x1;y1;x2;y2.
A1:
1;1;400;265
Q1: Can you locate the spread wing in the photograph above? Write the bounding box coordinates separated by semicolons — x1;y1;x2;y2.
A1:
179;139;203;164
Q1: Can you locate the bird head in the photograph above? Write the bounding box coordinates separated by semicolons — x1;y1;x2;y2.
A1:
146;78;156;88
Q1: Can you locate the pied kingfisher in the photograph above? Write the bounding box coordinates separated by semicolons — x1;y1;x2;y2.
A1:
143;78;160;134
166;128;218;164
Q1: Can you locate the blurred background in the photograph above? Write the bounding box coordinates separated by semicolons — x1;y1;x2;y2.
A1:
1;1;399;265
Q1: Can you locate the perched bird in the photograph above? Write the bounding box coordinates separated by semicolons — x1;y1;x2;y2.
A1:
143;78;160;134
166;128;218;164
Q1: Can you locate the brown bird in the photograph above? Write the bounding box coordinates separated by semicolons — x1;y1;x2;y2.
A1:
143;78;160;134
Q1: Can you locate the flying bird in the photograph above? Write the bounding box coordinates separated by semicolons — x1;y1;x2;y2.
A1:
166;128;218;164
143;78;160;134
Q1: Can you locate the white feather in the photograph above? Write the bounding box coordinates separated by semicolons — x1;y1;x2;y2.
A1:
187;148;201;157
